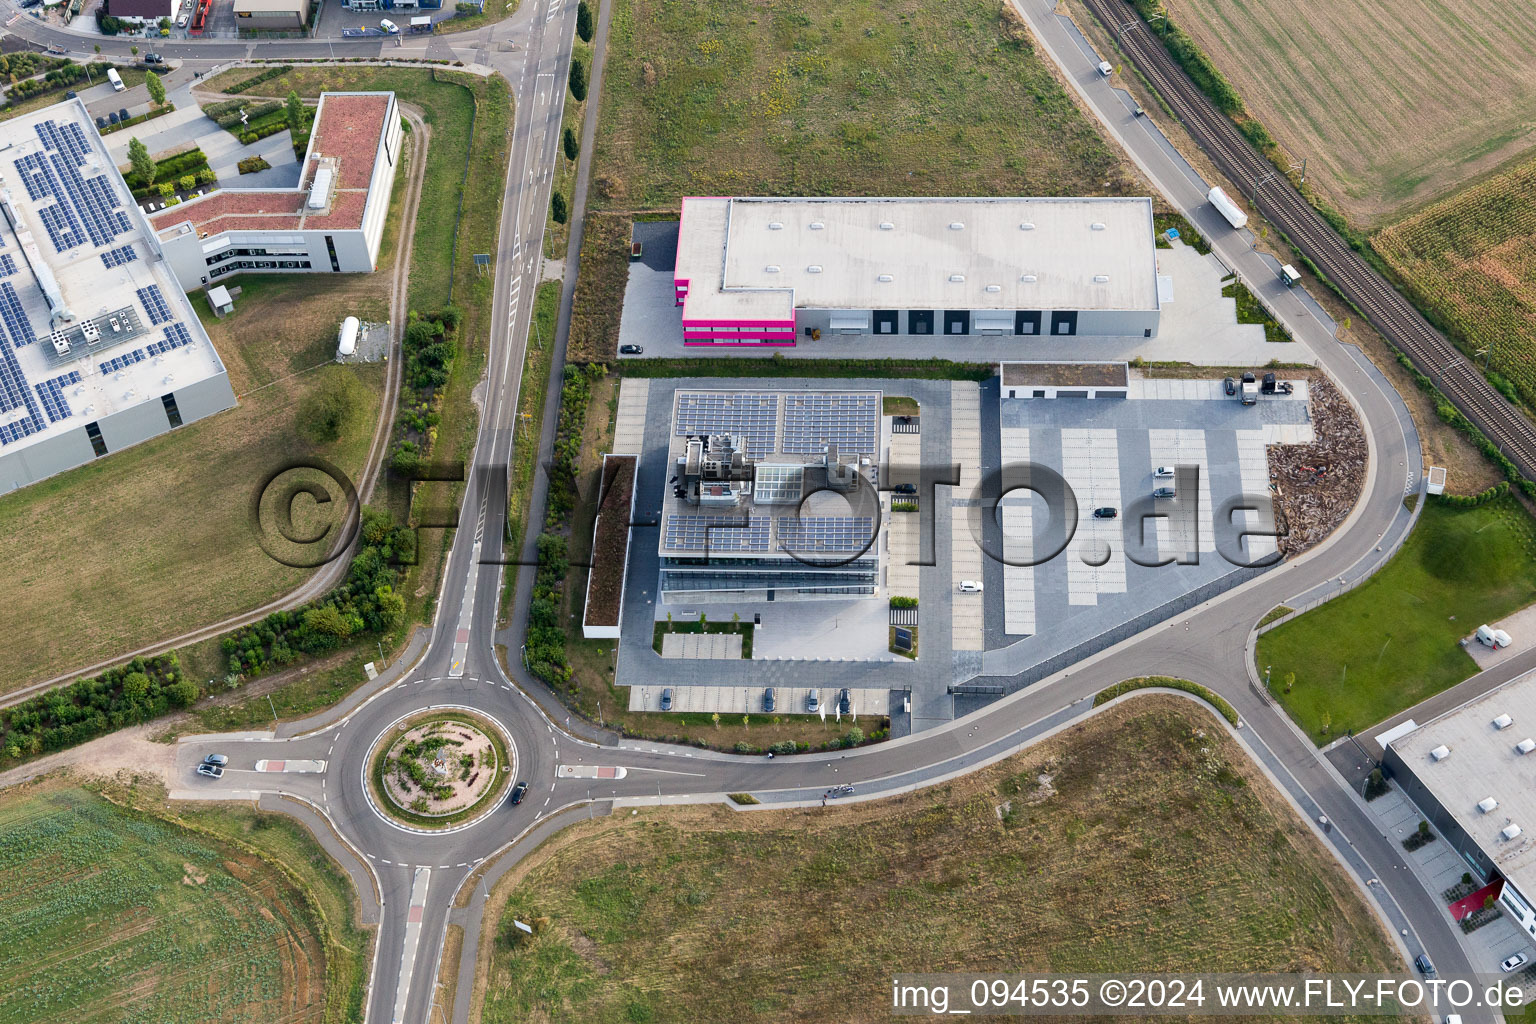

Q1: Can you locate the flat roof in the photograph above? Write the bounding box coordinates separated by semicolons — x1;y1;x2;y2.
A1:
1001;361;1129;388
675;196;1160;324
150;92;392;238
659;388;883;560
0;99;224;457
232;0;307;10
1392;670;1536;894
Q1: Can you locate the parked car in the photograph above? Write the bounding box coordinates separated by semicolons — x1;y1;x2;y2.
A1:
1096;60;1113;77
177;14;189;26
96;116;107;129
379;18;400;32
762;687;775;713
1091;507;1118;519
892;483;917;495
1502;953;1528;973
202;753;228;767
143;52;164;64
119;108;130;123
806;688;821;713
957;580;983;593
659;687;673;711
63;91;76;99
509;780;529;805
1152;486;1176;500
1223;376;1236;396
107;112;119;125
1133;105;1146;117
1415;953;1436;978
195;762;223;778
837;688;851;714
619;344;643;355
1153;466;1175;478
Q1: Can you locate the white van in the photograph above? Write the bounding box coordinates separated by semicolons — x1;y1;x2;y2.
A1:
107;68;125;92
1097;61;1113;77
1476;624;1513;649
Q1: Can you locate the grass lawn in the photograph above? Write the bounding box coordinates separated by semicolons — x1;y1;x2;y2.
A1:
0;777;353;1024
591;0;1132;208
475;697;1397;1023
1258;495;1536;743
0;272;389;693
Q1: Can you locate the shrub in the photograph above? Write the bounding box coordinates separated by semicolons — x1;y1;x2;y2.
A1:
178;174;195;192
568;56;587;101
237;155;271;175
157;182;175;198
562;126;578;161
296;366;367;444
889;596;917;609
1094;676;1240;726
551;190;568;224
195;168;217;185
1363;768;1389;801
576;0;592;41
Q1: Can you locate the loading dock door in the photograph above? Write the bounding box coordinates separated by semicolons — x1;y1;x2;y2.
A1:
829;313;870;335
1050;310;1078;336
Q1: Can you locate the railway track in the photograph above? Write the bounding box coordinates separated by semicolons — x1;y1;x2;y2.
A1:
1079;0;1536;478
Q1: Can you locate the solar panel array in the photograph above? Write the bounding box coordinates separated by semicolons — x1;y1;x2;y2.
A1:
0;254;15;277
782;393;879;455
0;342;43;446
144;323;192;357
100;348;147;375
674;391;778;458
34;370;81;423
664;514;771;552
0;283;36;349
775;516;875;552
136;285;172;325
13;119;129;255
100;244;137;269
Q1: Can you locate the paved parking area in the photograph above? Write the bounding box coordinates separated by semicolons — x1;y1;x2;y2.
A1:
627;683;891;715
660;633;741;659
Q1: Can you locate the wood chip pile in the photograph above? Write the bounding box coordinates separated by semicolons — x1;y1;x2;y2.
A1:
1268;373;1366;556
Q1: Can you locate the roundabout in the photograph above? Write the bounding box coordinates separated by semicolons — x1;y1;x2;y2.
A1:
364;706;516;833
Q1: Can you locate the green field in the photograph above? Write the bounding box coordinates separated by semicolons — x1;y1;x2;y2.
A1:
590;0;1132;209
1258;495;1536;742
477;698;1396;1023
1373;154;1536;408
0;782;351;1023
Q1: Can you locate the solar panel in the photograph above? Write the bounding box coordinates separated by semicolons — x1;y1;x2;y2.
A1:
144;323;192;357
0;340;43;446
100;244;137;269
674;391;778;459
775;516;875;553
0;254;15;277
99;348;147;375
782;393;879;455
136;285;172;325
664;514;771;552
34;370;81;423
0;283;37;348
16;122;126;254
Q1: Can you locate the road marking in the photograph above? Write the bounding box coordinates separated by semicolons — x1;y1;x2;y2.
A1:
390;867;431;1024
620;767;707;777
556;765;627;779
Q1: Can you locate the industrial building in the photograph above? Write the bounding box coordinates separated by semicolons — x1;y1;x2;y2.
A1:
232;0;311;29
0;99;235;493
672;197;1162;346
150;92;402;290
658;389;885;603
1383;672;1536;946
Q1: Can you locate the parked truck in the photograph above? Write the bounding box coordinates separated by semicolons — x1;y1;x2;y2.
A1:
1207;186;1248;230
1240;371;1258;405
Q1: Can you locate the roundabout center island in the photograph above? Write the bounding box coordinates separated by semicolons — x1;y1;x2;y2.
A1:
367;709;514;831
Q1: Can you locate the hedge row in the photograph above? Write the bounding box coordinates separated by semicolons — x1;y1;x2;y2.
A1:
1435;481;1510;509
204;98;281;129
220;65;292;94
0;653;195;762
1093;675;1240;726
99;103;175;136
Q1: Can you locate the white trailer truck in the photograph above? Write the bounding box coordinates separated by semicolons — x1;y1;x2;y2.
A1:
1207;186;1248;230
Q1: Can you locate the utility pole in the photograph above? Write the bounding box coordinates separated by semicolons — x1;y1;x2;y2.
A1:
267;694;278;724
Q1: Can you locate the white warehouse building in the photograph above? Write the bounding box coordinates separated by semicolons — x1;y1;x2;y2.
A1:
150;92;402;289
672;196;1163;347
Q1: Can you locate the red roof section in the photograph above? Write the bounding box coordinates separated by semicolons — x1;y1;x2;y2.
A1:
150;92;390;235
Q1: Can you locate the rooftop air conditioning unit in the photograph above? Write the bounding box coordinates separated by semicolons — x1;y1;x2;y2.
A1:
984;284;1000;293
809;222;825;230
1020;274;1037;283
767;222;783;230
1502;823;1523;841
764;265;780;273
1430;745;1451;762
1479;797;1499;813
948;222;964;230
806;265;822;274
1091;222;1106;230
948;274;965;283
877;274;893;283
879;222;894;231
1019;222;1035;230
1093;274;1110;283
1517;738;1536;754
1495;714;1515;730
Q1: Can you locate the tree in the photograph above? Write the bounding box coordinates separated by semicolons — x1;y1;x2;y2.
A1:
576;0;593;41
122;672;151;701
568;56;587;102
285;89;306;135
130;45;138;56
127;137;155;185
562;126;578;161
296;366;365;444
94;44;101;54
145;70;165;107
550;190;568;224
711;712;720;729
167;678;198;708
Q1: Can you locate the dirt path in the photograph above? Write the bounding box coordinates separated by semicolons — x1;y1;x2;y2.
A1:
0;723;175;793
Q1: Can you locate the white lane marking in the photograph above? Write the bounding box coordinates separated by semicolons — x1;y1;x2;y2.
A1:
391;867;431;1024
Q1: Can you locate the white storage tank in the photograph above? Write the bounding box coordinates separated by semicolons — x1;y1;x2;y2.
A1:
337;316;360;357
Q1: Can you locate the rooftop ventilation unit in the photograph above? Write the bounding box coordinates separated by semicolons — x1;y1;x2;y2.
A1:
1020;222;1035;230
1430;745;1451;762
1503;823;1524;841
948;222;964;230
877;274;893;283
879;222;894;231
768;222;784;230
1479;797;1500;813
1495;714;1515;730
809;222;825;230
1091;222;1106;231
1517;738;1536;754
1020;274;1037;283
764;265;780;273
307;166;334;210
806;265;823;274
984;284;1001;293
948;274;965;283
1093;274;1110;283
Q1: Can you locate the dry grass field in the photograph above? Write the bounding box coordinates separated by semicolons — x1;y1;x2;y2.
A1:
0;272;389;692
475;697;1398;1023
1159;0;1536;225
1373;153;1536;405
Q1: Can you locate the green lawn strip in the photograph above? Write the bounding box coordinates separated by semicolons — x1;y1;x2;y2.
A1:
1257;605;1293;628
1094;675;1238;726
889;624;918;659
652;618;753;658
545;35;593;256
368;711;511;828
506;281;562;575
1258;495;1536;743
182;647;375;735
1222;279;1291;343
478;701;1397;1023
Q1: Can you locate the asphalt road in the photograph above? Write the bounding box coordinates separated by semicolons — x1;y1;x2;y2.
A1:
4;0;1501;1021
